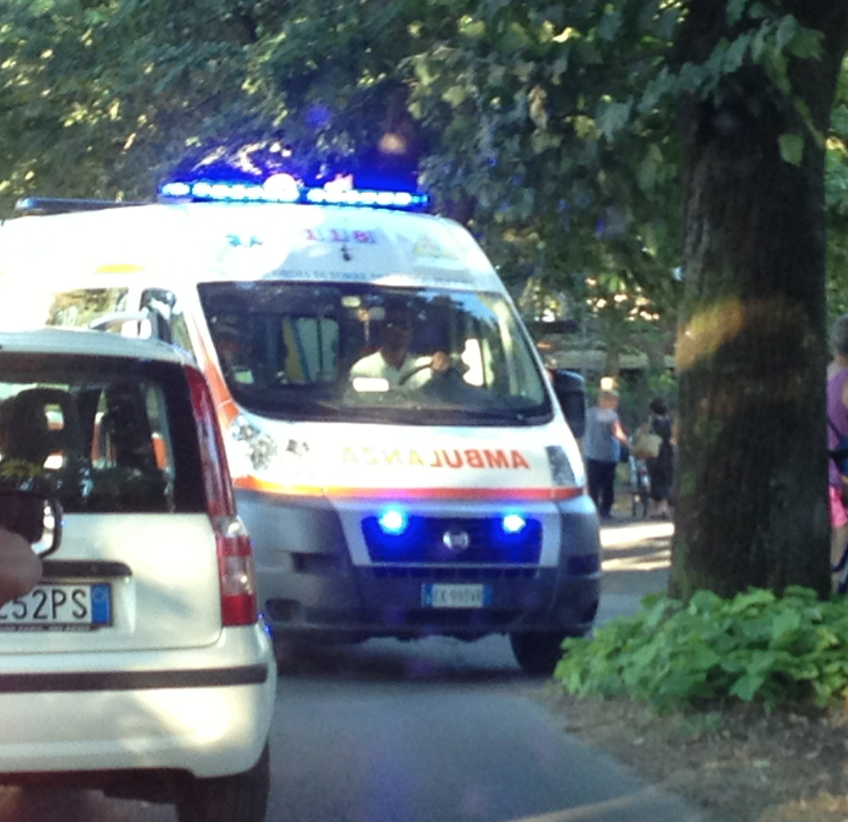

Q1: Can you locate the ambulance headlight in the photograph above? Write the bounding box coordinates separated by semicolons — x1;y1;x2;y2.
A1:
378;508;408;536
501;513;527;535
229;415;278;472
546;445;577;486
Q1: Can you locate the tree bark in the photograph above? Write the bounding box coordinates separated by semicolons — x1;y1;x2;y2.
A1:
669;1;848;600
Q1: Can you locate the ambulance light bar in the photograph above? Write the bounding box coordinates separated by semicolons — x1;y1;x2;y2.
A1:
158;174;429;211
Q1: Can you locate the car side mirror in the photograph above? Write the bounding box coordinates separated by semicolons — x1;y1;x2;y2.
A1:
0;489;63;558
550;369;586;439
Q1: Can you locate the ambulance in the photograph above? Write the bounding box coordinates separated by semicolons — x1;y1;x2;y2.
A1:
0;173;600;675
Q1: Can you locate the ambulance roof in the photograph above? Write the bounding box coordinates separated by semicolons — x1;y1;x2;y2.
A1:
0;201;505;294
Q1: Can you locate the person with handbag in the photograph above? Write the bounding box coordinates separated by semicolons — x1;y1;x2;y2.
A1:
645;398;675;519
583;386;628;521
826;314;848;580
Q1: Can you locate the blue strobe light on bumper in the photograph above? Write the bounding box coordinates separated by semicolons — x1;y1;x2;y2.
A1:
377;508;409;536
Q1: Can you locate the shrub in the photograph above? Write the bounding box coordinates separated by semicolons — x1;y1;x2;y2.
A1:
554;587;848;712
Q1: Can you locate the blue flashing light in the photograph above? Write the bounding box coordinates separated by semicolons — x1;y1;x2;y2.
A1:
501;513;527;535
160;181;191;198
158;175;429;211
378;508;409;536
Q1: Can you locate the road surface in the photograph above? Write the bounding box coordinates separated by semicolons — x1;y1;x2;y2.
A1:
0;521;711;822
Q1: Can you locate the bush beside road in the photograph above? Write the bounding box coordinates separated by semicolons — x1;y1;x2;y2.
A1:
546;520;848;822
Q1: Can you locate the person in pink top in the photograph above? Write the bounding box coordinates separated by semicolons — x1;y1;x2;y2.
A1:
827;314;848;580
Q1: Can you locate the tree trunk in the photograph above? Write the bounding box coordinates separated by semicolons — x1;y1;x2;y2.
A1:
669;2;848;600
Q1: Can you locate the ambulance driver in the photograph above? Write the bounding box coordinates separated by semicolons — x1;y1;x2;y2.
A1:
350;302;451;390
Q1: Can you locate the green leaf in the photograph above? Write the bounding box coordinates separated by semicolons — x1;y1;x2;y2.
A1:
779;132;804;165
788;29;823;61
597;10;621;42
726;0;748;26
775;15;800;51
482;0;512;21
766;48;792;93
442;84;468;107
657;8;680;40
530;130;562;153
690;588;724;612
723;33;751;72
730;671;767;701
751;23;768;62
595;99;632;140
769;607;802;644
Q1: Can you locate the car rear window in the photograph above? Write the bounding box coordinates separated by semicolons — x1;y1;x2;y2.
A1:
0;354;205;513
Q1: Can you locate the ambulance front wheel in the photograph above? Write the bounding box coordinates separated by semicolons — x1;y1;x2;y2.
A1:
509;631;569;677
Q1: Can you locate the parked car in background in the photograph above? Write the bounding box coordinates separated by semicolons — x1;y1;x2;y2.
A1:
0;328;275;822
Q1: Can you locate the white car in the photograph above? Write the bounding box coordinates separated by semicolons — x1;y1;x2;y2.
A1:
0;328;276;822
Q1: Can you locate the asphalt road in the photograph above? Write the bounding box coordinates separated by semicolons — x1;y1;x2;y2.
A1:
0;520;711;822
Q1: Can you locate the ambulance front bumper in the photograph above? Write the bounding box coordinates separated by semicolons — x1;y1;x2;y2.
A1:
240;490;601;641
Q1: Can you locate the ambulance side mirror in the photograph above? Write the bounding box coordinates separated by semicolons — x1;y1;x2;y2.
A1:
550;369;586;440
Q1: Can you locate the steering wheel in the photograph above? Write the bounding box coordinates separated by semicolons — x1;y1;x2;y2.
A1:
397;359;463;387
397;361;434;386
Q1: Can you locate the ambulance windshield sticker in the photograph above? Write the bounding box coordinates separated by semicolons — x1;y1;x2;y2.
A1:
305;228;376;245
226;233;263;248
413;235;457;261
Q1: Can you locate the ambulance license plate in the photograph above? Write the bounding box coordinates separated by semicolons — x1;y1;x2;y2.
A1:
422;584;490;609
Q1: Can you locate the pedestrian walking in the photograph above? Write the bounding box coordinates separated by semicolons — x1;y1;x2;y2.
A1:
645;398;675;519
583;387;628;521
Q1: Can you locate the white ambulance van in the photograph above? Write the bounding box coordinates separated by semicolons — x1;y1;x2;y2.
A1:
0;175;600;675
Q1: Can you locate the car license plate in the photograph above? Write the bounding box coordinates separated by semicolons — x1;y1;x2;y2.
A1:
0;583;111;630
422;584;490;609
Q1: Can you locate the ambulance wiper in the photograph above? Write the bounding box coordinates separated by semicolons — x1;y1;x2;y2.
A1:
464;408;547;425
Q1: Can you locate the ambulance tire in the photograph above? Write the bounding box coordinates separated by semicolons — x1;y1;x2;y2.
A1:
272;634;311;674
176;741;270;822
509;631;569;677
273;633;367;674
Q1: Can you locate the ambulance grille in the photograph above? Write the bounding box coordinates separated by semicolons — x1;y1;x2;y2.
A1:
366;567;539;581
362;516;542;564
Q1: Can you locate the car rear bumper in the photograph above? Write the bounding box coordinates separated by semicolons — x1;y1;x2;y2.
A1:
0;624;276;779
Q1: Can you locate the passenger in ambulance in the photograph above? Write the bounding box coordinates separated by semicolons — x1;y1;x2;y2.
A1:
212;315;290;387
349;303;451;390
211;317;254;384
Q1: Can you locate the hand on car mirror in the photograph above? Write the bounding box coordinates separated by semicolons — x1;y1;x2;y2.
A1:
0;527;41;606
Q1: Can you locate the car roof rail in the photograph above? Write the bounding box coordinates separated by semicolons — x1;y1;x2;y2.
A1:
89;310;155;334
14;197;148;216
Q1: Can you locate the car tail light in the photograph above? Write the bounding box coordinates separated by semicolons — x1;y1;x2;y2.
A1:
215;516;258;626
186;367;258;626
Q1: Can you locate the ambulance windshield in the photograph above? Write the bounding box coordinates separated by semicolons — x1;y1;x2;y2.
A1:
198;282;552;426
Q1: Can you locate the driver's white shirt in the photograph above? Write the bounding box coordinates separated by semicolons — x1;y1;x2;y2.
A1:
349;351;433;389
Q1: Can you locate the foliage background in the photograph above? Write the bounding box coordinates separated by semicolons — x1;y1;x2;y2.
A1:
2;2;845;332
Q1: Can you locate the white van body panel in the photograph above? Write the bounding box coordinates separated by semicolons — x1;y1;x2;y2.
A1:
224;415;586;497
